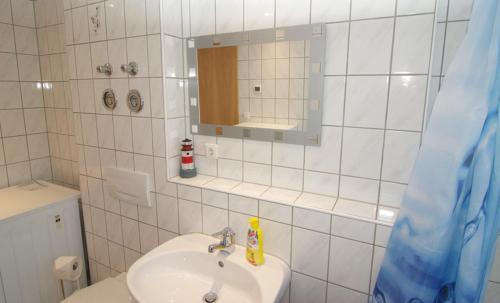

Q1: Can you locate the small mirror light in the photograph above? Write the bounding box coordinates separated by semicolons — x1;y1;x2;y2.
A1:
188;40;195;48
188;68;196;78
191;125;198;133
190;97;197;106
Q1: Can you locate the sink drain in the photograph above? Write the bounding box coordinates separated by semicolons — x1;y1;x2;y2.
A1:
203;292;218;303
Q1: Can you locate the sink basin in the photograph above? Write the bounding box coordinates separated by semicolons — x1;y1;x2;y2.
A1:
127;233;291;303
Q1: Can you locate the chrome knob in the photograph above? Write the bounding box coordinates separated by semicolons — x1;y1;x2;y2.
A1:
121;61;138;76
96;63;112;76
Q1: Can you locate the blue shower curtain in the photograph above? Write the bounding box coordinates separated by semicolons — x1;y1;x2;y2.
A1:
373;0;500;302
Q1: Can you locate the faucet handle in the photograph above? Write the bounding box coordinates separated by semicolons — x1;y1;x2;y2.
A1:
212;227;235;238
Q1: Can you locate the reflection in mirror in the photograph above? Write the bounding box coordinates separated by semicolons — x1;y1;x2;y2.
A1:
197;41;310;131
198;46;239;125
188;24;325;146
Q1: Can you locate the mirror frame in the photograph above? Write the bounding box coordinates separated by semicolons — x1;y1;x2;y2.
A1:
186;24;326;146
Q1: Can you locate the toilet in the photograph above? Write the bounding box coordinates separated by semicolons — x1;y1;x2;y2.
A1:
62;273;131;303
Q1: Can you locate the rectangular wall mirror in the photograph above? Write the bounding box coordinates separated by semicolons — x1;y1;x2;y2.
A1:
187;24;326;146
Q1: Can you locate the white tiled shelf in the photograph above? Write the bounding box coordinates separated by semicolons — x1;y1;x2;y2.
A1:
169;174;397;226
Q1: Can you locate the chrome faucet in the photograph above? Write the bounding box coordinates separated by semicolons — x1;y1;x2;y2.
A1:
208;227;236;253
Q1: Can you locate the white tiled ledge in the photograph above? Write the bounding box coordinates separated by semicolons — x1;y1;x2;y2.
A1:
169;175;398;227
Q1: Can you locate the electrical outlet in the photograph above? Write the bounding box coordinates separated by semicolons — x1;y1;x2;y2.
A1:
205;143;218;159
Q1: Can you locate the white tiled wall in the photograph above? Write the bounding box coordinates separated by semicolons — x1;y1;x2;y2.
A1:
167;0;436;214
63;0;168;282
0;0;52;188
35;0;79;187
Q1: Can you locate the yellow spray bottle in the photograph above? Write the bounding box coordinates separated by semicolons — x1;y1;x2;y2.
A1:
246;217;264;265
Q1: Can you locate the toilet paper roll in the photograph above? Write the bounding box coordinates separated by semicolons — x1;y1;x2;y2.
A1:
53;256;83;281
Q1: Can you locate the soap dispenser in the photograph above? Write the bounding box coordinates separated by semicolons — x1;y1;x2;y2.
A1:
246;217;265;265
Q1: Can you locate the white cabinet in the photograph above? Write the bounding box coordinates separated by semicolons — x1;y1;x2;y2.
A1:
0;182;85;303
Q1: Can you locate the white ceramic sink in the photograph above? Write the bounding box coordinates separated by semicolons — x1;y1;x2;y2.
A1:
127;233;291;303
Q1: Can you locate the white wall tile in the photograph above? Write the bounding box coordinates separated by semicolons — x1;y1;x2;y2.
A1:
216;0;243;34
218;159;243;181
202;189;228;209
243;162;271;185
351;0;395;20
381;131;420;183
339;176;379;204
0;0;12;24
348;18;394;74
448;0;474;21
305;126;341;173
272;166;303;190
178;184;201;202
392;15;434;74
105;0;126;39
228;194;258;216
72;6;89;44
106;211;123;244
387;76;426;131
292;227;330;279
341;128;384;179
178;199;202;234
259;200;292;224
157;194;179;232
93;235;110;266
163;0;182;36
260;219;291;264
291;272;327;303
113;116;133;152
244;0;274;31
379;181;406;208
4;137;29;164
145;0;161;34
293;207;331;233
331;216;375;244
329;236;373;293
190;0;215;36
322;76;345;125
397;0;435;15
275;0;310;27
131;117;153;155
139;223;158;253
273;143;304;169
311;0;350;23
344;76;388;128
303;170;338;197
121;217;140;251
202;205;228;234
124;0;146;36
442;21;468;75
325;23;349;75
108;242;126;272
327;283;368;303
0;109;26;136
217;137;242;160
243;140;272;164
